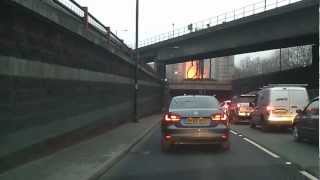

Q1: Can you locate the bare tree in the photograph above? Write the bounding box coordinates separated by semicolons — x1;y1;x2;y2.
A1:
235;45;312;79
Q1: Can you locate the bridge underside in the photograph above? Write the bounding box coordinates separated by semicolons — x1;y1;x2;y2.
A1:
168;80;232;101
140;0;318;64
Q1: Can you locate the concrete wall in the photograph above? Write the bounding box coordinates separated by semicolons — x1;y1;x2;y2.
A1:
0;0;163;158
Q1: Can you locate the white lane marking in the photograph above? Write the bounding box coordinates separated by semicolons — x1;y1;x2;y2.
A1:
238;134;243;137
230;130;238;135
300;170;318;180
285;161;292;165
243;137;280;159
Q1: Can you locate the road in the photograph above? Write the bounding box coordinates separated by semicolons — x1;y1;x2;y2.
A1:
232;124;319;177
98;124;317;180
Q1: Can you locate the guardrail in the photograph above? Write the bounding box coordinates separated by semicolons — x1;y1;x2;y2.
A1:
52;0;132;55
139;0;303;47
50;0;160;77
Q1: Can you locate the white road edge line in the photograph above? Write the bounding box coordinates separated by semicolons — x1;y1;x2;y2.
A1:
230;130;238;135
243;137;280;159
300;170;319;180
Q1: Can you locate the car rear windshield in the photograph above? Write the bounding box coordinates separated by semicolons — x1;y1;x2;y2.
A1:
170;96;219;109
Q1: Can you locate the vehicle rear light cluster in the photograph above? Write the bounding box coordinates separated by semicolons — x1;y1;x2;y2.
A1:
266;106;274;112
221;134;228;139
211;113;227;121
164;113;181;122
162;113;181;125
164;134;172;140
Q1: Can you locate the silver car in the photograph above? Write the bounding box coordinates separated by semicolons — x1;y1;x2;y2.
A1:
161;95;230;152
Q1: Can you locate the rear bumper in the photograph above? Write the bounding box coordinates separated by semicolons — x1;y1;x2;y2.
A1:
167;135;228;145
233;114;252;123
162;124;229;145
266;116;295;126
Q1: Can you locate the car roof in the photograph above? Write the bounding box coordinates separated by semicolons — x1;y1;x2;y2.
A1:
267;87;307;90
172;95;218;101
240;94;256;97
173;95;214;99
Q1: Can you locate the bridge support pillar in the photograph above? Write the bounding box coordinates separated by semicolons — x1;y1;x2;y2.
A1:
155;62;166;80
312;44;319;81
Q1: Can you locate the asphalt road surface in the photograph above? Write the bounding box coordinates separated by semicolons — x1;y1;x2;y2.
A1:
231;124;319;177
99;125;316;180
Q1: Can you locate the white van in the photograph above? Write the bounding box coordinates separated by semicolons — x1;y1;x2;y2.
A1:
250;84;309;130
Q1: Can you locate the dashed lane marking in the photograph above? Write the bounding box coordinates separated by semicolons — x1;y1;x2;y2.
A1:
243;137;280;159
230;130;238;135
300;170;319;180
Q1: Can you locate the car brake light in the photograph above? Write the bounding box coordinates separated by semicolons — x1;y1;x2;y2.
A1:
266;106;274;111
221;134;228;139
164;113;181;122
211;113;227;121
164;134;172;140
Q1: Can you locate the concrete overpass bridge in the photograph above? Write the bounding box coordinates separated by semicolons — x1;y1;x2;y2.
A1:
139;0;318;64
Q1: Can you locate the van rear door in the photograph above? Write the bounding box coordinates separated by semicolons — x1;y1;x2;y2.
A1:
270;90;289;113
288;89;309;114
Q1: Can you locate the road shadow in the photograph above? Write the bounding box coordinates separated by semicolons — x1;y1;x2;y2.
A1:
232;122;250;125
262;127;292;134
167;144;227;155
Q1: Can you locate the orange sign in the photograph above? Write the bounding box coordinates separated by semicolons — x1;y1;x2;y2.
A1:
185;61;199;79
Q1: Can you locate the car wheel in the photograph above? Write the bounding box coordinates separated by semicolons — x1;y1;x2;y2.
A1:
221;141;230;151
232;116;238;124
161;140;172;152
261;118;269;132
261;124;269;132
293;125;301;142
250;121;256;128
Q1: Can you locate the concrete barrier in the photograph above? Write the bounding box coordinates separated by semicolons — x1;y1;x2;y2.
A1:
0;0;164;161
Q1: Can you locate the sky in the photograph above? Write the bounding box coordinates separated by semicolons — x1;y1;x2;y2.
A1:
76;0;276;65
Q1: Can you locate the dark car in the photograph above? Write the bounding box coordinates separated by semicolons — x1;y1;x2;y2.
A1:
161;95;230;152
292;97;319;143
229;94;256;124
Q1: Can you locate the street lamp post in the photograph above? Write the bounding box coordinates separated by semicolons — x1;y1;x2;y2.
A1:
172;23;175;38
134;0;139;123
279;48;282;71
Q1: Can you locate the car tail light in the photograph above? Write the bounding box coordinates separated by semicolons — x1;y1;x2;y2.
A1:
164;134;172;140
163;113;181;125
266;106;274;112
164;113;181;122
221;133;229;139
211;113;227;121
237;103;241;108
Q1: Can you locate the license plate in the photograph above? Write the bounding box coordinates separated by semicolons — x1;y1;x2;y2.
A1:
186;118;210;125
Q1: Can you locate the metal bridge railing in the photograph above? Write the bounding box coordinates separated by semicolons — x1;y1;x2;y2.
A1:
52;0;132;55
139;0;303;47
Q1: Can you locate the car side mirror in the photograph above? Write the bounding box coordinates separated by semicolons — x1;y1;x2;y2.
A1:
296;109;303;114
250;102;255;107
